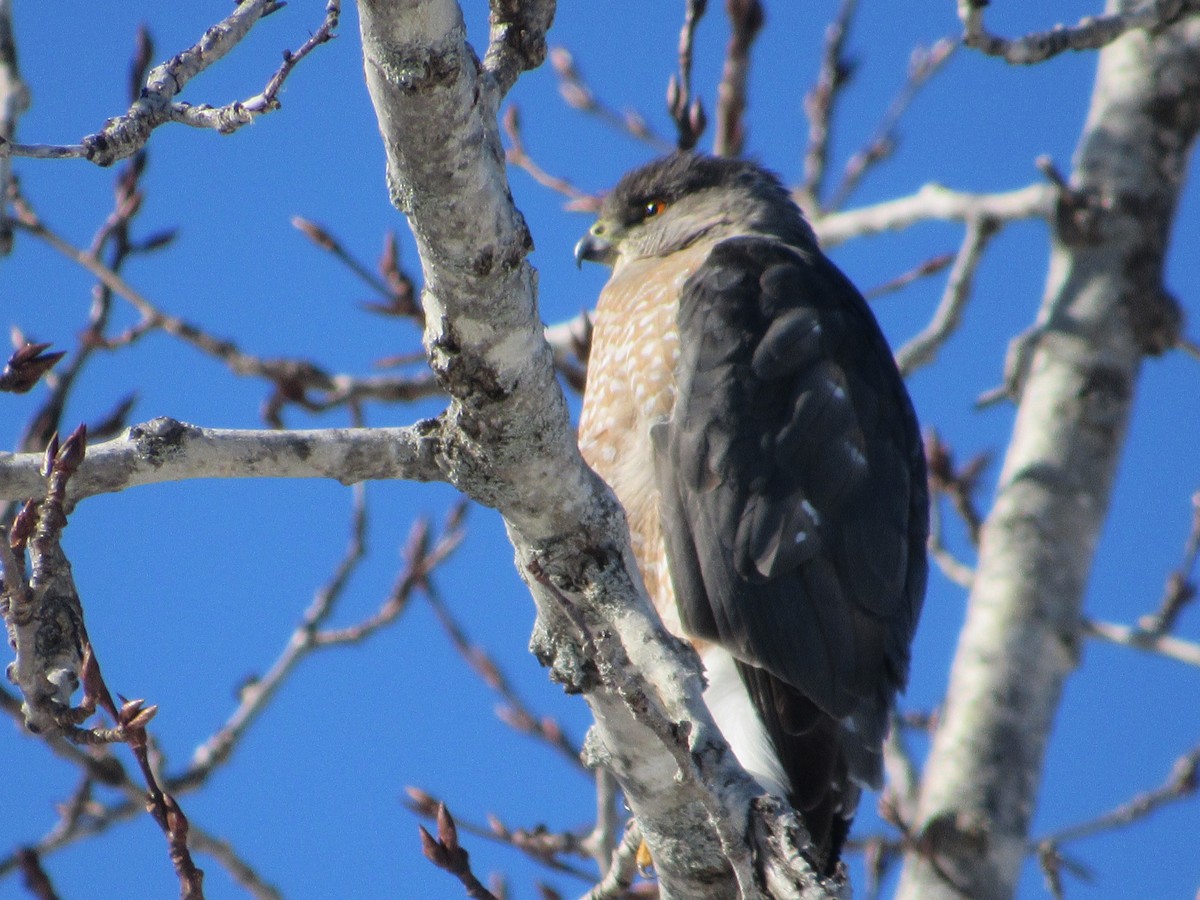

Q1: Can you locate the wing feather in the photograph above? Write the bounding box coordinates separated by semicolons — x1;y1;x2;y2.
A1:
655;235;928;792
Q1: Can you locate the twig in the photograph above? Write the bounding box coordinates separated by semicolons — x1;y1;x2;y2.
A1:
712;0;764;158
20;36;161;454
0;0;29;254
14;848;58;900
895;214;999;375
405;788;597;881
1081;619;1200;667
862;252;955;302
548;48;673;152
800;0;859;212
1137;491;1200;636
0;1;339;166
827;38;956;211
183;484;370;783
668;0;709;150
814;180;1055;247
956;0;1198;65
924;429;991;547
189;828;283;900
502;106;602;212
10;197;443;425
419;803;511;899
423;574;585;769
1032;742;1200;848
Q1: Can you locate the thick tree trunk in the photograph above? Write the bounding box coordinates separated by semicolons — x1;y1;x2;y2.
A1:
896;10;1199;900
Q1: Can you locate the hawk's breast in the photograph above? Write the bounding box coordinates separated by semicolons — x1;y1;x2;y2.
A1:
577;242;715;636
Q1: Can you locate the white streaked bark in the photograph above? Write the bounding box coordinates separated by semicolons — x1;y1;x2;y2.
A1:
896;8;1200;899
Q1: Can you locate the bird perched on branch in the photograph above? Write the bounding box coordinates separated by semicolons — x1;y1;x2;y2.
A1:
575;153;928;874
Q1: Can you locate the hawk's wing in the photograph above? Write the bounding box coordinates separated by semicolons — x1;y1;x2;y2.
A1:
653;235;928;790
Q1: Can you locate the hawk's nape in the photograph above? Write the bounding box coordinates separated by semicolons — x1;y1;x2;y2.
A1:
576;152;928;876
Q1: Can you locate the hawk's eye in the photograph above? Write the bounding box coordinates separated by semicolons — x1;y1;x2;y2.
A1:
643;199;667;219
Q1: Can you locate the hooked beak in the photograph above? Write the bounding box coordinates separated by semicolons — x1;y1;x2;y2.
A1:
574;230;616;268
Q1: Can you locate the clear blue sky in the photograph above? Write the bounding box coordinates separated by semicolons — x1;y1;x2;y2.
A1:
2;2;1197;898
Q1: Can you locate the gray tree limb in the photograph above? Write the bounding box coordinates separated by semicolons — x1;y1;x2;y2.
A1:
0;418;444;503
354;1;838;896
896;8;1200;899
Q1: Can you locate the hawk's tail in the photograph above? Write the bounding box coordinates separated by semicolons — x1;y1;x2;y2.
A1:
734;660;863;876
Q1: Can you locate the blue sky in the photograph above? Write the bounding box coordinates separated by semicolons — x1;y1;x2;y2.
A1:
2;2;1198;898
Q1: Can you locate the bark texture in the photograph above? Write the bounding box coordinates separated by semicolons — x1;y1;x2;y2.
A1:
896;9;1199;900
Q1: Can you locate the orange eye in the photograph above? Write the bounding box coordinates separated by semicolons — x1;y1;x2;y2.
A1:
643;199;667;218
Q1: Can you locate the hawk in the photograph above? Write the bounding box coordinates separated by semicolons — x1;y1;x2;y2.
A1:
575;153;928;874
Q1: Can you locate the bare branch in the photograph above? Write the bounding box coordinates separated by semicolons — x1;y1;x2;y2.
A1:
799;0;858;212
0;0;28;254
1032;742;1200;847
814;181;1054;247
895;214;999;376
0;1;340;166
404;788;596;881
1138;490;1200;636
548;47;673;151
668;0;709;150
0;418;444;503
503;105;602;211
1081;619;1200;667
419;803;501;900
957;0;1200;65
827;38;956;211
712;0;764;158
11;198;443;424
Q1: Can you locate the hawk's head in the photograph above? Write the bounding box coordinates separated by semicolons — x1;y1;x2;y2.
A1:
575;153;816;270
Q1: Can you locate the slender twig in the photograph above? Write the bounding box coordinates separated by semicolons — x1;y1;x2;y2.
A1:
183;484;370;784
956;0;1198;65
502;106;602;211
189;828;283;900
424;577;585;769
0;2;339;165
800;0;858;211
419;803;501;900
826;38;956;211
405;790;596;881
924;429;990;547
1137;491;1200;636
10;197;442;424
862;252;955;301
1081;619;1200;667
712;0;764;158
20;32;160;454
668;0;709;150
895;214;999;376
1032;742;1200;848
548;47;673;152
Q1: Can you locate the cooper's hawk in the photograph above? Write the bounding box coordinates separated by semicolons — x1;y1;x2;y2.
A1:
575;153;928;874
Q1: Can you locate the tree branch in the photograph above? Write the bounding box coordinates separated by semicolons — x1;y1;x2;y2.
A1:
957;0;1200;65
896;14;1200;899
0;418;444;503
